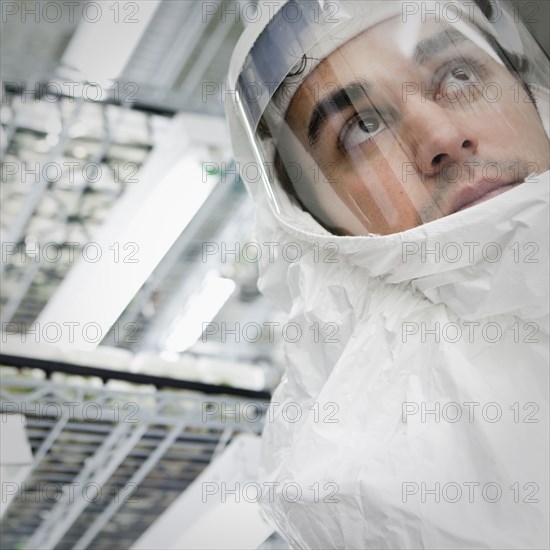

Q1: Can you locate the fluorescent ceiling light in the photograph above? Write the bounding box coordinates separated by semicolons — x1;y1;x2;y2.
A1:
131;434;273;550
60;1;161;86
1;414;33;518
164;273;236;353
35;114;224;351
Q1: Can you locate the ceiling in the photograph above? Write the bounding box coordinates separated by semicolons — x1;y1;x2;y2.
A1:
1;0;285;391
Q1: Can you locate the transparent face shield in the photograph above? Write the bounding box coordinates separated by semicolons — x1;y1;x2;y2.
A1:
236;0;550;236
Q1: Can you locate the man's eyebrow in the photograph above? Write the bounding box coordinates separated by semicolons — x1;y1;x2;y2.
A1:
412;28;468;65
308;81;370;149
306;30;469;149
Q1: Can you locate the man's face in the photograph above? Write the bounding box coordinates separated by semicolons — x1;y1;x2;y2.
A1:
284;17;550;235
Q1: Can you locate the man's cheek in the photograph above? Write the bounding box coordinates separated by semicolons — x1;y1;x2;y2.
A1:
500;106;541;151
357;166;421;230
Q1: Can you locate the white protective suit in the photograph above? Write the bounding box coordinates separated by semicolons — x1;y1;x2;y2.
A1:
226;1;550;548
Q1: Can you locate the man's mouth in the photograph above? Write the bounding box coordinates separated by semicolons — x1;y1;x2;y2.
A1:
452;180;524;214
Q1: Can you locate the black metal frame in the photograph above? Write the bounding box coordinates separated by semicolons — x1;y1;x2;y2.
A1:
0;353;271;399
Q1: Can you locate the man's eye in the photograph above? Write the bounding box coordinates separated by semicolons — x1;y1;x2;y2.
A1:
442;64;478;85
339;112;387;151
449;66;472;81
435;59;484;99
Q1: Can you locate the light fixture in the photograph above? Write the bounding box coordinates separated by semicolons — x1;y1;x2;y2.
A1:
58;1;162;87
164;272;236;353
0;413;34;518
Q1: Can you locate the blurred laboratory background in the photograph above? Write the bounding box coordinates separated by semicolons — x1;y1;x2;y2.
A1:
1;1;286;548
1;0;548;549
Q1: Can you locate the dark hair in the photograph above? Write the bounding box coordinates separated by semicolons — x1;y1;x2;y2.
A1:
257;53;319;212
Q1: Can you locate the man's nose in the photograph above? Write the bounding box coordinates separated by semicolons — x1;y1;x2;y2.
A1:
401;100;479;176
